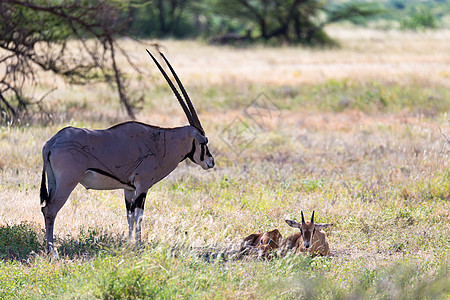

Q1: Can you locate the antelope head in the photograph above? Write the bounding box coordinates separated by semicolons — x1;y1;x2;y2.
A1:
285;211;332;249
146;50;214;170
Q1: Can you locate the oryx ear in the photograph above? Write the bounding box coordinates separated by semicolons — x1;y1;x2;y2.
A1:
315;223;333;230
285;220;301;229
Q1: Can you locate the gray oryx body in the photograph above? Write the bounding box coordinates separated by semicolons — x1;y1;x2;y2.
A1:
40;51;214;254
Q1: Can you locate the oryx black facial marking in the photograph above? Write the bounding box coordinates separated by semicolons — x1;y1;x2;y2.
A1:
40;51;214;255
181;140;196;162
200;144;205;161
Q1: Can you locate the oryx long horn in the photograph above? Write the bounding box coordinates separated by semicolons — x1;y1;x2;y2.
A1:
146;49;195;127
311;210;315;223
158;52;204;135
301;211;305;224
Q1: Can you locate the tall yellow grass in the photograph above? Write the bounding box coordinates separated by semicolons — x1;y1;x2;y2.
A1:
0;26;448;258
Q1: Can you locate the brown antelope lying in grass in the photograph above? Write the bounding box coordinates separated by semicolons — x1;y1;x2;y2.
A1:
281;211;333;256
240;211;332;259
240;229;282;259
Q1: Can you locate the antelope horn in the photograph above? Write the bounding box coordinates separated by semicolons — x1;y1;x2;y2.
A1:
311;210;315;223
158;52;204;135
301;211;305;224
146;49;195;127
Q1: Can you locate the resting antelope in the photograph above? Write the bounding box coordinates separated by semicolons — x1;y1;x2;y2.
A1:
40;50;214;254
282;211;333;256
240;229;282;259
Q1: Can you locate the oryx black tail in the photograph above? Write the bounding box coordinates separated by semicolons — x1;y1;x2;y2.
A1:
40;150;51;207
40;168;49;207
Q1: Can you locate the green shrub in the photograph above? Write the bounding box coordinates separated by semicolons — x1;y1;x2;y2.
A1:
401;9;438;30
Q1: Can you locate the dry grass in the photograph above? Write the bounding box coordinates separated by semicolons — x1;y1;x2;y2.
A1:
112;26;450;87
23;25;450;124
0;27;449;298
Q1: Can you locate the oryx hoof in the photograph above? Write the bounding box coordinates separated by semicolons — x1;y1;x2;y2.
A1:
134;241;145;251
46;246;59;260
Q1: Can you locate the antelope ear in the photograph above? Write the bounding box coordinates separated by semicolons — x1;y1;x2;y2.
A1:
315;223;333;230
285;220;301;229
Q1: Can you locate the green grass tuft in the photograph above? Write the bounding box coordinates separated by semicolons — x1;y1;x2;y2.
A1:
0;222;43;261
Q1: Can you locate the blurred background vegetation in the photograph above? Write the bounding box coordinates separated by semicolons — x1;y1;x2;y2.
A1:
0;0;449;123
125;0;450;41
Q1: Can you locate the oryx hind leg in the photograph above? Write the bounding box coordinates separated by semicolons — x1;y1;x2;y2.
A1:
42;163;82;255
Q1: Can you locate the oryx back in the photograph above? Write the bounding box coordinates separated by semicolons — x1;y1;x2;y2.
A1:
43;122;184;192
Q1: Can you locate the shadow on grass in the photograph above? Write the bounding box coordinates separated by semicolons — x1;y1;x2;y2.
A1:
0;222;318;263
0;222;129;262
0;222;221;262
0;222;43;261
55;228;128;260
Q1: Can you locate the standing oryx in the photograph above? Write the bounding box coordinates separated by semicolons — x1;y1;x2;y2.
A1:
40;50;214;254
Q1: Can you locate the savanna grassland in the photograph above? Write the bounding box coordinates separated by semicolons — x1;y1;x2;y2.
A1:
0;26;449;299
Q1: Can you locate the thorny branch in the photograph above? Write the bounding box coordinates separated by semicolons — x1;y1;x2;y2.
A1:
0;0;141;123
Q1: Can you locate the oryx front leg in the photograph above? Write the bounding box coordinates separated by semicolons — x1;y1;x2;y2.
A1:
134;193;146;243
124;190;147;244
124;190;136;241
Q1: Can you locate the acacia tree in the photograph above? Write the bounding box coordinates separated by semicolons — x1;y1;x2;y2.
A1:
127;0;201;38
210;0;381;44
0;0;139;124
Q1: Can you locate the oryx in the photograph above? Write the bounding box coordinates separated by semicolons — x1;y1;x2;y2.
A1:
40;50;214;254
